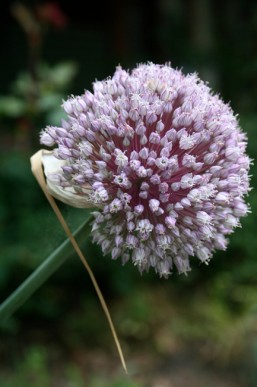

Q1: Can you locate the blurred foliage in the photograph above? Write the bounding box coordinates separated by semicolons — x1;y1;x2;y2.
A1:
0;345;142;387
0;61;77;123
0;61;77;154
1;0;257;385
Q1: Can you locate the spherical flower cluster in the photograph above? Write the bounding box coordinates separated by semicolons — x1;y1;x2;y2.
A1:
40;63;251;278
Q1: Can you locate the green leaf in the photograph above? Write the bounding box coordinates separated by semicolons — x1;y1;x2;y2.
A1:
38;93;63;111
49;62;78;89
0;214;92;322
0;96;26;117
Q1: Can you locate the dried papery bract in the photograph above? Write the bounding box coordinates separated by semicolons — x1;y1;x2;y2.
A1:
41;63;251;278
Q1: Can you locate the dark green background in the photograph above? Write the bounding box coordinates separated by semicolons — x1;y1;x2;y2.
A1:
0;1;257;386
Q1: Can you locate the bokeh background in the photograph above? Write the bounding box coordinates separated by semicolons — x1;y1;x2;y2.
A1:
1;1;257;386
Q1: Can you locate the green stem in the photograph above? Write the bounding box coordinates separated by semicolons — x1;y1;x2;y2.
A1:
0;218;91;321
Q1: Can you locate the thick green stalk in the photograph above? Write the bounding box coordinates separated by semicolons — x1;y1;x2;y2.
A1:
0;218;91;321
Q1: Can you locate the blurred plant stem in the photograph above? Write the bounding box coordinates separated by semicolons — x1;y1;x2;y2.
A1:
9;2;69;150
11;3;41;146
0;218;92;321
12;2;41;86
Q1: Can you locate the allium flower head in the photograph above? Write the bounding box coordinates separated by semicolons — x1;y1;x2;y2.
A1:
41;63;251;278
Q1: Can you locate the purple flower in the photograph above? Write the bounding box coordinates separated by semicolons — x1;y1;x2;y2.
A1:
41;63;251;278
